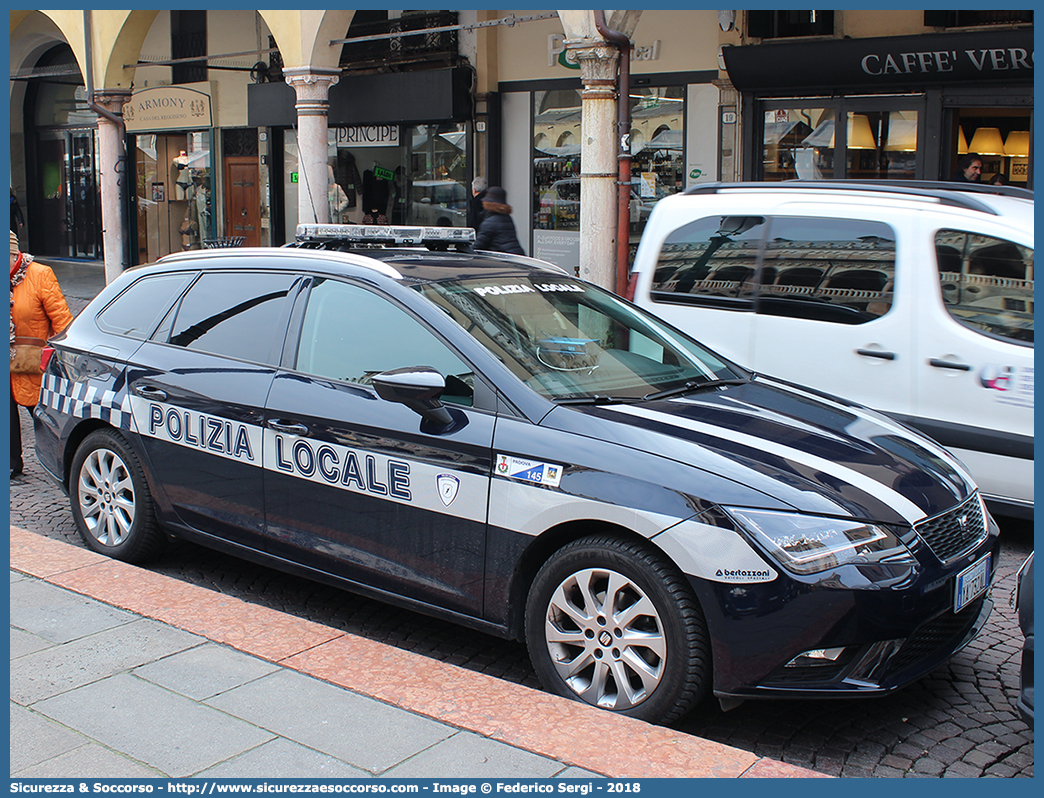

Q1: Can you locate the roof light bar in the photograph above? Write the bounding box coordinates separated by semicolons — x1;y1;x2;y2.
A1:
296;223;475;246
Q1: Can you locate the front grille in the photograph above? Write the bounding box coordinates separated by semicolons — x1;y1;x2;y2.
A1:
913;494;988;564
888;598;983;675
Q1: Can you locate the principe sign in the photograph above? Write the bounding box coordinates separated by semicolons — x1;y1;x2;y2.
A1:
332;126;400;147
125;85;212;132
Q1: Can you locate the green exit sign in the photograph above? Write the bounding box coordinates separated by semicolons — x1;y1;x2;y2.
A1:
290;172;299;183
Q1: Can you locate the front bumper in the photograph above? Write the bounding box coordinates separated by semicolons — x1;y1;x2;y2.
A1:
720;596;993;700
691;526;1000;700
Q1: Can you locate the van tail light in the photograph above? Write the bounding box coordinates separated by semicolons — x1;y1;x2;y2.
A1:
624;273;637;302
40;346;55;372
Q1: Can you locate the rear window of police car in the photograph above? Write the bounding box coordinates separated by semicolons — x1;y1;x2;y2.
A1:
96;273;194;339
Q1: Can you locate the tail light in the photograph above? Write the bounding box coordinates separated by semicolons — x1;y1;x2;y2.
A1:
624;273;638;302
40;346;55;372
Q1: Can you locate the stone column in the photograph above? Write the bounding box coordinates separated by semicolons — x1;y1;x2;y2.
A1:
284;67;340;225
93;89;132;284
570;42;619;291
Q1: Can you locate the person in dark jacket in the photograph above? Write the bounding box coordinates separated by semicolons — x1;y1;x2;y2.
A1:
474;186;523;255
11;188;24;234
469;176;488;229
953;153;983;183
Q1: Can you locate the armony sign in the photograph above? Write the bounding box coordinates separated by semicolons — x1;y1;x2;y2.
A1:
124;84;213;132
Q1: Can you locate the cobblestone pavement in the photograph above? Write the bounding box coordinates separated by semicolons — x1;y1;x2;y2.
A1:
9;286;1033;778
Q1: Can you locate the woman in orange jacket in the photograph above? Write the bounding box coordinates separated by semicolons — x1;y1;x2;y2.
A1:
10;229;73;477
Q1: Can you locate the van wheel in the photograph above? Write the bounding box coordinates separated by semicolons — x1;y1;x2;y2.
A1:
525;535;710;724
69;429;164;563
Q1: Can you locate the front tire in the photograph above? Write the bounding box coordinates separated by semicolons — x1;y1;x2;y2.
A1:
525;535;710;724
69;429;164;563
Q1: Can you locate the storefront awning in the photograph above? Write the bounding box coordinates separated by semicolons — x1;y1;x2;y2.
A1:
248;67;472;128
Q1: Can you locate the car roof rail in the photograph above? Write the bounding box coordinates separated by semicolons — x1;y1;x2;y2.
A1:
157;246;405;279
682;180;1032;216
292;223;476;251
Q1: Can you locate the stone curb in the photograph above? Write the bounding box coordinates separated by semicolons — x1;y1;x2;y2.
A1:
10;525;829;779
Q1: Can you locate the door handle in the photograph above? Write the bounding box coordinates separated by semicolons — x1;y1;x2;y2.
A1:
929;358;972;372
267;419;310;436
133;385;167;401
856;348;896;361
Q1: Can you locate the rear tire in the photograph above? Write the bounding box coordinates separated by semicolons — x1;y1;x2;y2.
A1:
525;534;710;724
69;429;165;563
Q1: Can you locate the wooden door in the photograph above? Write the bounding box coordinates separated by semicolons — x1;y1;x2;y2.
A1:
224;156;261;247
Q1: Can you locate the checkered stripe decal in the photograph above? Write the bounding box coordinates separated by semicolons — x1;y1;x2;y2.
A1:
39;374;134;431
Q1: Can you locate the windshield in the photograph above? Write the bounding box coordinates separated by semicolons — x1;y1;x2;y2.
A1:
414;276;744;402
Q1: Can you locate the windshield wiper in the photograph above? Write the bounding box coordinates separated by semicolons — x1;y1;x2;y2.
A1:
642;376;751;402
553;394;637;406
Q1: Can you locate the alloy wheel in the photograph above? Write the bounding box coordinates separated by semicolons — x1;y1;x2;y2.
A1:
543;566;667;711
78;448;136;547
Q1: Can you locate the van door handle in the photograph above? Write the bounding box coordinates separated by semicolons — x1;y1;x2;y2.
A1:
929;358;972;372
133;385;167;401
267;419;310;436
856;348;896;360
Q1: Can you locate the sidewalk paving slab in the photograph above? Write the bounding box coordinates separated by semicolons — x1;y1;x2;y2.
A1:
197;739;371;779
33;673;277;777
15;743;163;780
204;669;458;773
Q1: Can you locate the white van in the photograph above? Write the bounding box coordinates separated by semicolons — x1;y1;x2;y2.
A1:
631;181;1034;518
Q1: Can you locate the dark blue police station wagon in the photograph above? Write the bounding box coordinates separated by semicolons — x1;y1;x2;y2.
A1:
35;224;999;724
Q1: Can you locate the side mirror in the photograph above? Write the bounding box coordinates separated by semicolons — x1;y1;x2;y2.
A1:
372;366;453;426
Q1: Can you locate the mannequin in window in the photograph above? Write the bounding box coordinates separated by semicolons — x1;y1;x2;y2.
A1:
178;203;197;250
391;165;407;224
194;175;210;239
362;166;391;220
336;151;361;210
362;207;388;225
327;165;349;223
172;150;191;199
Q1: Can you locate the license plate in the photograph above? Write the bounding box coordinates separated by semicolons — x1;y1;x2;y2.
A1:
954;553;991;613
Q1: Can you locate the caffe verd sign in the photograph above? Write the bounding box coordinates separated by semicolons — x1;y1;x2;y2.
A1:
125;85;213;132
723;29;1033;92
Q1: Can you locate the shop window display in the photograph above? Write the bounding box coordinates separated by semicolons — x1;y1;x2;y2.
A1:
135;133;212;262
951;109;1032;185
761;107;919;181
306;123;468;232
406;123;469;227
629;88;685;236
534;89;583;232
533;87;684;238
29;44;103;259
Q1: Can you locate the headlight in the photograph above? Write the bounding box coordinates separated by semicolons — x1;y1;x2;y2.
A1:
726;508;916;575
